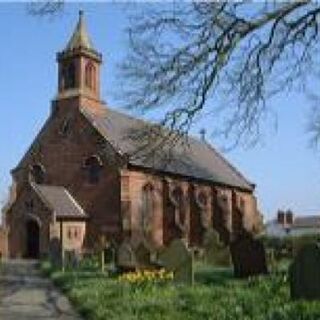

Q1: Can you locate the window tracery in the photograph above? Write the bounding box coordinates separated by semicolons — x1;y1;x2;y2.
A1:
84;155;103;184
62;62;76;89
141;184;154;235
30;164;45;184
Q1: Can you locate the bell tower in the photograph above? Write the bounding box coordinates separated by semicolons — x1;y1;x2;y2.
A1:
56;11;102;105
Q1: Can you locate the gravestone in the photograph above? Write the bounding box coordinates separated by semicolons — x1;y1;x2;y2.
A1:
105;244;116;267
116;241;137;271
158;239;194;285
230;233;268;278
49;237;61;267
64;250;81;269
135;242;153;268
203;229;231;267
101;243;116;273
289;243;320;300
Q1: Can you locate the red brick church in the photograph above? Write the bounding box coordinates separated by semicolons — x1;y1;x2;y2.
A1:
2;12;262;259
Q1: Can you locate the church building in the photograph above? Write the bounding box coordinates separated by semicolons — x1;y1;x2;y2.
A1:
3;12;262;259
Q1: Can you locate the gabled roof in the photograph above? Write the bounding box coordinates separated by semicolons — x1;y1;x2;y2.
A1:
32;184;87;219
65;11;93;51
81;106;254;191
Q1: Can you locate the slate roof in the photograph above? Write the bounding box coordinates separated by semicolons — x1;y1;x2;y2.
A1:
293;216;320;228
81;106;254;191
32;184;87;219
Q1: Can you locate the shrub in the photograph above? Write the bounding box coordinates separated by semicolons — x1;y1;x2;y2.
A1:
291;234;320;256
40;259;54;276
77;254;101;271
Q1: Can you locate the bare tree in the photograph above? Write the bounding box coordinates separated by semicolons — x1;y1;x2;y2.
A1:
27;1;64;16
307;92;320;147
120;1;320;148
27;1;320;148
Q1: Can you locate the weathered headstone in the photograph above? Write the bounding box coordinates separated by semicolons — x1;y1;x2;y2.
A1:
49;237;61;267
64;250;81;269
135;242;152;268
116;241;137;270
289;243;320;300
203;229;231;267
230;233;268;278
158;239;194;285
104;244;116;267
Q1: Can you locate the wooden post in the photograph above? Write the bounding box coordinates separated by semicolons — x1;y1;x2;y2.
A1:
191;248;195;286
101;249;105;273
60;220;65;272
100;235;107;273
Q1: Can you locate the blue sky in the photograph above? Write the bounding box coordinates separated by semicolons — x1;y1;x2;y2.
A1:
0;3;320;220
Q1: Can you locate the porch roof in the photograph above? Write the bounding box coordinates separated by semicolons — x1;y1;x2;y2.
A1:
32;184;88;220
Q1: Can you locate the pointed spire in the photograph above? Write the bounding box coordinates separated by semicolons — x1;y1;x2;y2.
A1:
65;10;93;51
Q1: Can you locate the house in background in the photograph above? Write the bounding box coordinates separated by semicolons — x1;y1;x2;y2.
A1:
2;12;263;260
265;210;320;238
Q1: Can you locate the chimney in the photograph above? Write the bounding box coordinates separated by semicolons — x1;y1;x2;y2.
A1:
286;210;294;225
277;210;285;225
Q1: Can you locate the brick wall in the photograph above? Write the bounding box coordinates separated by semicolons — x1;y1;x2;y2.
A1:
6;96;261;256
6;184;52;258
0;226;8;259
120;168;260;249
50;220;86;252
10;98;121;252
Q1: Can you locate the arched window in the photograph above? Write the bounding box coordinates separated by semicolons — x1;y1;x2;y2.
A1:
141;184;154;234
31;164;45;184
194;190;209;230
172;187;185;225
233;196;244;236
62;62;76;89
84;156;102;184
85;62;96;90
197;192;207;208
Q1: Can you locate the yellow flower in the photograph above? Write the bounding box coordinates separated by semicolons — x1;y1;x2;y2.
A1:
118;267;174;284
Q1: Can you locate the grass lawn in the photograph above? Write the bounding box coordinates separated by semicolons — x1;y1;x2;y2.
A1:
42;262;320;320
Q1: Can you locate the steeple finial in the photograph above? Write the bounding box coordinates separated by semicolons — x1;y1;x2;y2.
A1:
65;10;93;51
